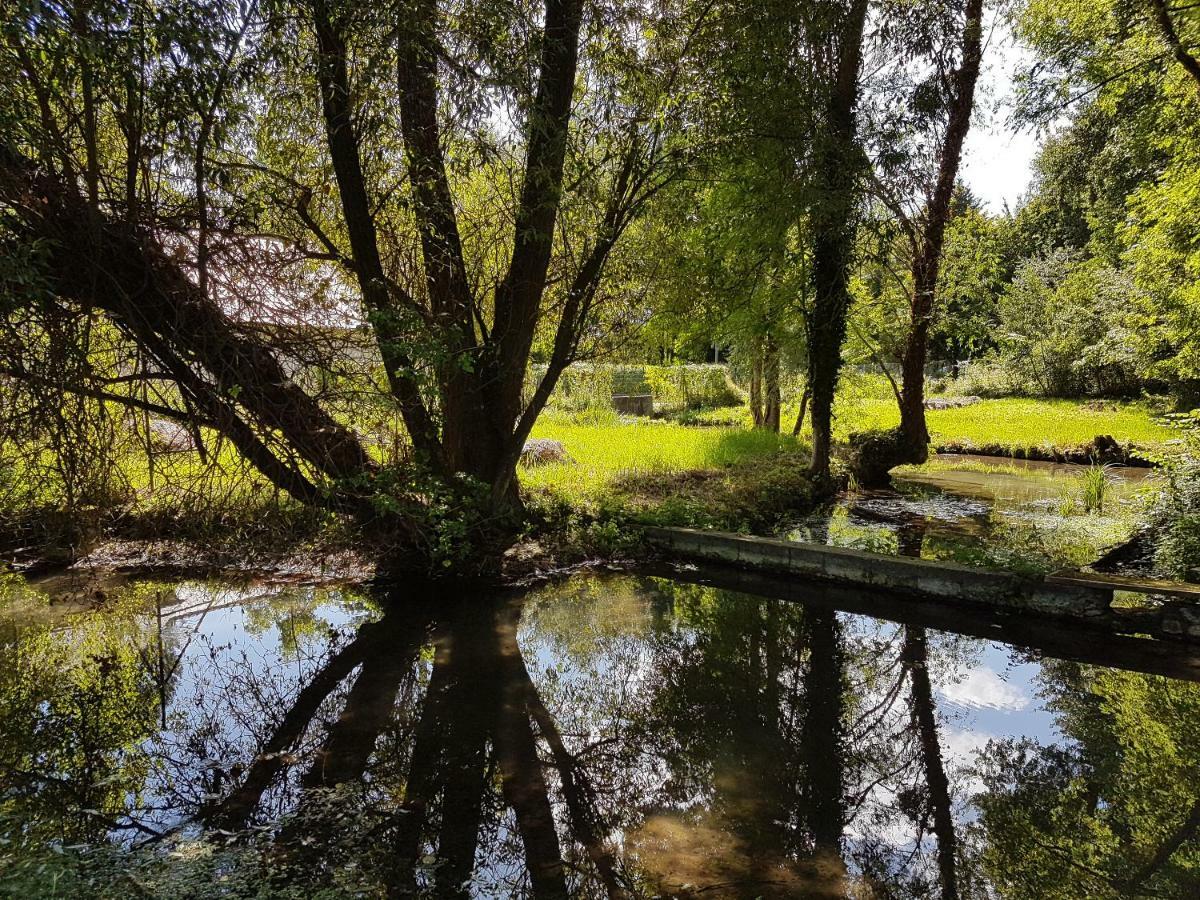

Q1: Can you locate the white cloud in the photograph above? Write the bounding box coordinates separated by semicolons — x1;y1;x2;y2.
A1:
939;666;1030;712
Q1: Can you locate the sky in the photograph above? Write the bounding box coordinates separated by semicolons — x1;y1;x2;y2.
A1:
959;26;1042;215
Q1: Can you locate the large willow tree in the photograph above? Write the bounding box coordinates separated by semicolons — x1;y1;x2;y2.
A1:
0;0;684;570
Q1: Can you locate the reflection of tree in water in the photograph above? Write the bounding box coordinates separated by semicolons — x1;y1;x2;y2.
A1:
7;571;1200;897
599;580;849;897
191;591;631;898
0;575;977;897
974;659;1200;898
0;588;161;848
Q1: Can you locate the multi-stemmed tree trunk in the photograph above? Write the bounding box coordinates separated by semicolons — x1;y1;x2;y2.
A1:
0;0;672;573
312;0;616;512
852;0;985;486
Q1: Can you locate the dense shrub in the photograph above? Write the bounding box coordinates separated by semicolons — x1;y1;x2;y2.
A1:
946;359;1021;398
992;251;1145;397
643;364;742;410
1150;421;1200;577
527;364;643;412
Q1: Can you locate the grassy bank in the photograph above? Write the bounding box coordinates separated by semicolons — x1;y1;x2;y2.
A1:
2;371;1181;571
523;411;817;536
525;411;802;503
515;375;1181;557
677;375;1179;456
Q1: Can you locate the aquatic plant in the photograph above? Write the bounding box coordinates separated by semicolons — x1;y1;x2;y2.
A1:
1080;464;1113;514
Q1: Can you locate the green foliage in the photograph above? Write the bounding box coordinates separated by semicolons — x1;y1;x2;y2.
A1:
532;364;741;414
352;464;497;573
1148;420;1200;576
975;661;1200;898
531;364;647;412
642;365;742;411
944;359;1020;398
931;207;1010;362
1080;463;1111;513
995;251;1145;397
1003;0;1200;405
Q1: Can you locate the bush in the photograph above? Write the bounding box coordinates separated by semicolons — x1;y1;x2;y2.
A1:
945;359;1021;398
643;364;742;410
992;250;1145;397
1150;424;1200;576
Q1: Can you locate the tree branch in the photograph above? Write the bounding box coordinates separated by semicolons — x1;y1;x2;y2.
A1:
1149;0;1200;92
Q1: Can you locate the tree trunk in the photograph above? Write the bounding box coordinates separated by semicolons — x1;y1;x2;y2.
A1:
806;0;869;479
1148;0;1200;93
750;336;765;427
898;0;984;460
854;0;984;487
793;383;811;436
764;332;781;433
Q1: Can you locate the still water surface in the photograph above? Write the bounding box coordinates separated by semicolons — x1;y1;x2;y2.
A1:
1;569;1197;897
789;455;1156;573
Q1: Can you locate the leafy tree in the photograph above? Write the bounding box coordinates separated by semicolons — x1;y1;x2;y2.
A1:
0;0;689;571
1008;0;1200;402
1002;250;1144;396
847;0;988;484
931;202;1008;364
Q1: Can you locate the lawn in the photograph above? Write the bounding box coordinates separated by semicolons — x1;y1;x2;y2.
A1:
524;410;803;507
676;375;1179;455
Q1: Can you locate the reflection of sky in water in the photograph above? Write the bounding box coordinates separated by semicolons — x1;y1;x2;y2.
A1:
12;570;1175;895
131;584;370;834
140;581;1070;838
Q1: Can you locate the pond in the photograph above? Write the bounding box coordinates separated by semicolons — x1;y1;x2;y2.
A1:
788;454;1158;573
2;567;1198;898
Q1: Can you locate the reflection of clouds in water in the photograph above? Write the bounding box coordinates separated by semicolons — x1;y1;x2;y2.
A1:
941;726;995;799
938;665;1029;712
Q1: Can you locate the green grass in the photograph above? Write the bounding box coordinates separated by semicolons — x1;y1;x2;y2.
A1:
669;376;1177;454
524;410;803;506
926;399;1175;451
771;374;1179;453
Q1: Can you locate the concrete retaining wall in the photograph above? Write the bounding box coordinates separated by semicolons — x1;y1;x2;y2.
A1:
644;526;1113;620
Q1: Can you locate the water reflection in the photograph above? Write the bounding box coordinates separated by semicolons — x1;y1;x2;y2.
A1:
2;571;1200;897
788;455;1154;573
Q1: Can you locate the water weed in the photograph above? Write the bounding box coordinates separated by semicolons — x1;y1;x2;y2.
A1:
1081;464;1113;514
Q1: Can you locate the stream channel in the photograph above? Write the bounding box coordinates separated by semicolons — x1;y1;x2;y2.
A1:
1;457;1195;897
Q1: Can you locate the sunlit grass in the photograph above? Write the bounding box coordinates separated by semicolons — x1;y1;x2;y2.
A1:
677;376;1178;453
927;399;1174;450
773;375;1179;452
897;457;1029;477
523;410;804;506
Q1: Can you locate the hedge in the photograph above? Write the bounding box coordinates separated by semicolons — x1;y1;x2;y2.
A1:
527;363;742;413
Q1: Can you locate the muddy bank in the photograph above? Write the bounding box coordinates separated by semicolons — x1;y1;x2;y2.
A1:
14;539;376;592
